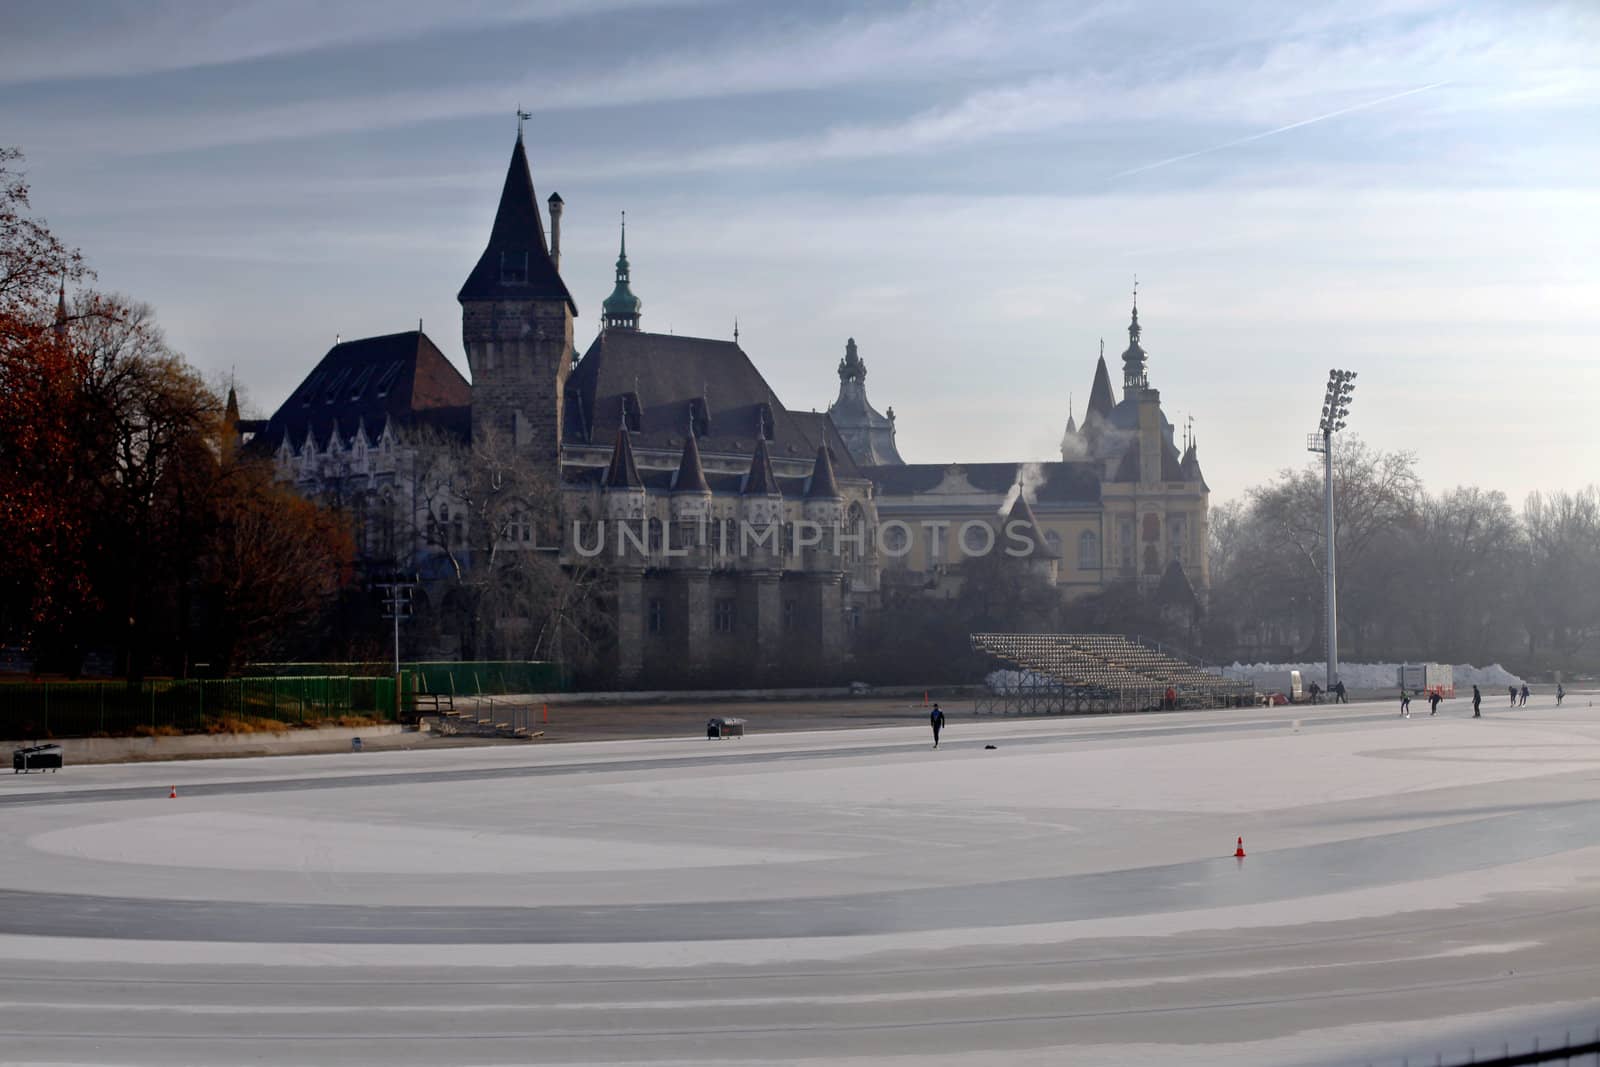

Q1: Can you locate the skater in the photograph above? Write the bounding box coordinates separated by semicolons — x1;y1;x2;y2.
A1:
930;703;945;748
1400;690;1411;717
1428;690;1443;716
1557;683;1565;707
1509;685;1517;706
1473;684;1483;718
1519;683;1530;707
1334;680;1348;704
1308;681;1322;705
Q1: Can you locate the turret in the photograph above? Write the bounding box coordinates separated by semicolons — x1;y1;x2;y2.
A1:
458;124;577;464
602;426;646;522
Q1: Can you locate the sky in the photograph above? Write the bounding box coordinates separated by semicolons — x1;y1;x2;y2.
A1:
3;0;1597;505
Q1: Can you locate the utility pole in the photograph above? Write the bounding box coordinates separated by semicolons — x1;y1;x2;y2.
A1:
376;577;416;718
1308;370;1356;692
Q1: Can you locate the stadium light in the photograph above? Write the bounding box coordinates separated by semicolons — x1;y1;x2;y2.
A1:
1309;369;1357;692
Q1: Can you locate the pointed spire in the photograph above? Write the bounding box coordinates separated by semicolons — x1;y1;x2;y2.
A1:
805;444;841;499
458;132;576;310
1003;493;1058;559
672;431;710;494
53;277;67;335
224;386;241;428
603;426;643;489
601;210;642;331
742;437;780;497
1064;391;1077;435
1087;347;1115;419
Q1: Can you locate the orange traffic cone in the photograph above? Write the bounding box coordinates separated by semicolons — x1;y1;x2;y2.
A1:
169;785;177;799
1233;836;1246;858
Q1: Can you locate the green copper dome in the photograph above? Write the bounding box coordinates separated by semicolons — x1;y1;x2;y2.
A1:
602;212;641;328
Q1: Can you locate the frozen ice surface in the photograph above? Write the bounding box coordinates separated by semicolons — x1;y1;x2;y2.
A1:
2;693;1599;1065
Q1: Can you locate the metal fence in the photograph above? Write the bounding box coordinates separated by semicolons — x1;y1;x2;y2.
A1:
0;675;396;739
252;661;569;696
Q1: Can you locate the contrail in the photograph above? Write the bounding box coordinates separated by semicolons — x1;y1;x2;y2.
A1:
1112;81;1449;179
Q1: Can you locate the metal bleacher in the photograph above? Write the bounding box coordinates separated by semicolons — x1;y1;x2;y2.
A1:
971;633;1253;715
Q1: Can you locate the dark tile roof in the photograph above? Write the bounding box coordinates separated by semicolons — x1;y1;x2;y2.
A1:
788;410;864;481
566;330;854;472
862;462;1101;504
1109;435;1183;483
257;330;470;453
457;135;576;311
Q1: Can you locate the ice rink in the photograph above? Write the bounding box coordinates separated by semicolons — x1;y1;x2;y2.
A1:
4;694;1600;1065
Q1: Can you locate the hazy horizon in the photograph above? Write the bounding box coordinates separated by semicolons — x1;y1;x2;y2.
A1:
4;0;1596;505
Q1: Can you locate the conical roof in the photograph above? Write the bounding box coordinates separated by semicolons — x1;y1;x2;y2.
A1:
742;437;781;496
1180;441;1209;491
1087;353;1115;418
1002;493;1058;559
458;133;577;310
224;386;241;427
805;444;841;499
603;426;643;489
672;432;710;493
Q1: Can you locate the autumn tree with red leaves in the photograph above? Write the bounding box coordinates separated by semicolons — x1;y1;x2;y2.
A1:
1;148;356;677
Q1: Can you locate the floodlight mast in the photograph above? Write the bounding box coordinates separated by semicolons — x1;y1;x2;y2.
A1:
1310;370;1356;692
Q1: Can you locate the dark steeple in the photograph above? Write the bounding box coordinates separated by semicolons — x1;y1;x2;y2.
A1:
602;211;642;331
672;431;710;494
1121;280;1148;396
458;131;576;311
603;426;642;489
742;436;780;496
53;278;67;337
1086;340;1115;420
827;337;903;465
224;385;241;428
805;444;841;500
1002;493;1059;559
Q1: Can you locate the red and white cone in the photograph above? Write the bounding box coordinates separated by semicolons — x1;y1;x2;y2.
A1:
169;785;177;799
1233;836;1246;858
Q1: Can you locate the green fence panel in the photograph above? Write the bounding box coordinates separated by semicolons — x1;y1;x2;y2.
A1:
0;674;400;740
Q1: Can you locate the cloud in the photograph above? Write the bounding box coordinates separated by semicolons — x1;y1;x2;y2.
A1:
0;0;706;85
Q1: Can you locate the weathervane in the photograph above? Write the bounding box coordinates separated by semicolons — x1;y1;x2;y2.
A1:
516;107;531;139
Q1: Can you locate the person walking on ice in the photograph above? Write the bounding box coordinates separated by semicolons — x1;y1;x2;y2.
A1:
1557;683;1566;706
929;703;945;748
1474;685;1483;718
1400;690;1411;718
1509;685;1518;706
1429;690;1443;716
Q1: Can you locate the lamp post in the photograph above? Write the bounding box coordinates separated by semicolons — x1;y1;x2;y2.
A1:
1308;369;1356;692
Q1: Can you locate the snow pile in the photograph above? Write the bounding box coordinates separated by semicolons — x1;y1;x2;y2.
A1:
1222;661;1525;690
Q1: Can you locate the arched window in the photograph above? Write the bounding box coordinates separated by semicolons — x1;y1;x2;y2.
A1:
1078;530;1100;569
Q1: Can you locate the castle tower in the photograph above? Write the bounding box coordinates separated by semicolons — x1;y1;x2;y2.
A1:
1121;285;1148;400
601;212;642;332
458;126;577;464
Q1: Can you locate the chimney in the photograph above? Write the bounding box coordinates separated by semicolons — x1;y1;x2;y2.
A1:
547;192;564;271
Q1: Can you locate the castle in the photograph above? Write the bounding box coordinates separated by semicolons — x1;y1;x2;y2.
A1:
253;129;1210;684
